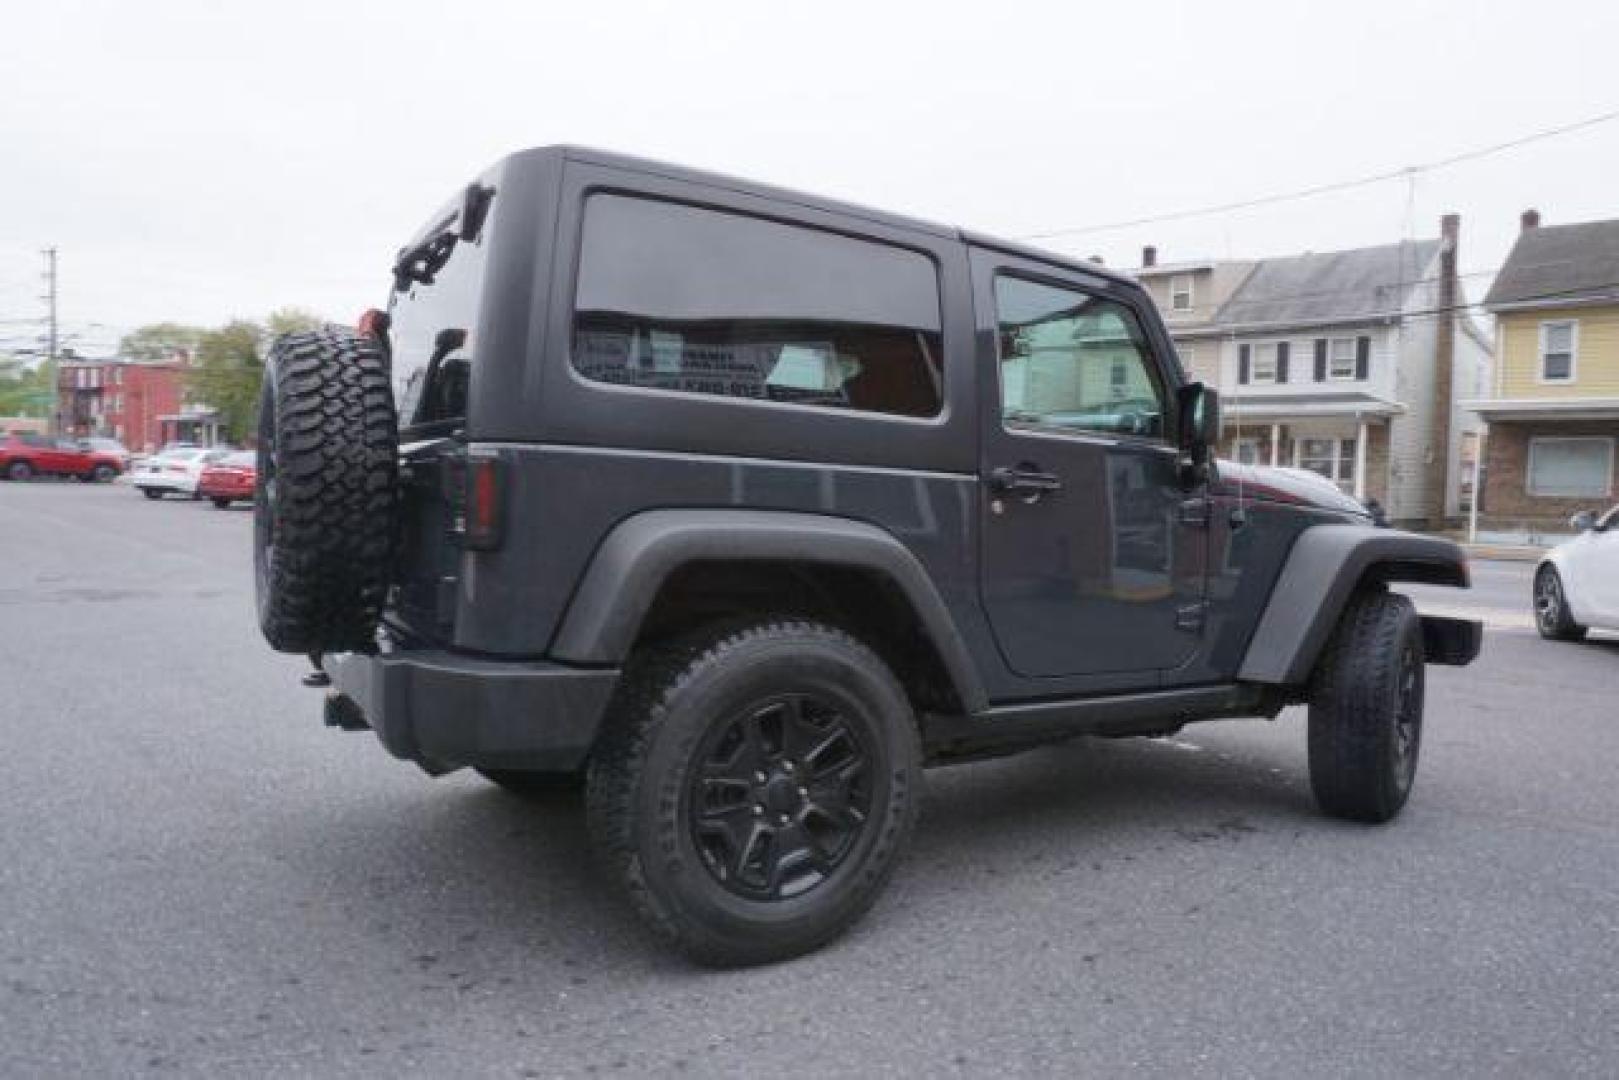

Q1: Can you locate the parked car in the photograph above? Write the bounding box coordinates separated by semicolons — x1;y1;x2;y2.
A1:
1534;505;1619;640
252;147;1480;966
130;447;230;499
0;432;123;482
78;437;132;472
196;451;257;508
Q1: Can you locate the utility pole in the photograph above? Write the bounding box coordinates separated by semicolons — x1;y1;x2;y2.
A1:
42;247;59;434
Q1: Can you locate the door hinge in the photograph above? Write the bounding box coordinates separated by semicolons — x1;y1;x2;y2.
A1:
1179;498;1210;528
1175;601;1208;632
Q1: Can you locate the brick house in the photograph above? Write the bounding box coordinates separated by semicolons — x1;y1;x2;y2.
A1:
57;358;185;453
1465;212;1619;542
1135;218;1491;527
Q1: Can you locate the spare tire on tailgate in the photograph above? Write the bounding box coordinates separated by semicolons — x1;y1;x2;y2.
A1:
254;327;398;654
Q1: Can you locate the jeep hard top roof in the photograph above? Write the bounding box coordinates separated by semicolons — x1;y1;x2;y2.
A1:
485;145;1136;289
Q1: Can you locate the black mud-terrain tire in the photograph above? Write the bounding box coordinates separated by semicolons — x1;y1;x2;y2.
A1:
1533;565;1587;642
7;460;34;481
475;768;585;799
1308;590;1425;824
587;620;922;967
254;328;397;654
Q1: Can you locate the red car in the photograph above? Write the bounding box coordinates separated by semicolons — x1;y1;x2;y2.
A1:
0;432;124;482
196;451;257;508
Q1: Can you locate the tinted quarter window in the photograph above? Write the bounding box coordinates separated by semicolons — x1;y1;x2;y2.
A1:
994;275;1168;440
573;194;944;418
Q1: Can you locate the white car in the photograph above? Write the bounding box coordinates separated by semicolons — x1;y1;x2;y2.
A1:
131;447;230;500
1534;504;1619;640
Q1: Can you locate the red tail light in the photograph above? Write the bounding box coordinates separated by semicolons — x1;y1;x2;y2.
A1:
463;452;503;551
357;309;391;339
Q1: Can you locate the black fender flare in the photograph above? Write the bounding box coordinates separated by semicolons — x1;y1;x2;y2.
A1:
1239;525;1471;685
549;509;988;713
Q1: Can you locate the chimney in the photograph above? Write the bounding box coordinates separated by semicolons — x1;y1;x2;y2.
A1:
1520;208;1541;231
1142;245;1158;268
1426;213;1461;531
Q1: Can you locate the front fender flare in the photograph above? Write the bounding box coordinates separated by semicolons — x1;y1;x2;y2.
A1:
549;509;988;713
1239;525;1471;685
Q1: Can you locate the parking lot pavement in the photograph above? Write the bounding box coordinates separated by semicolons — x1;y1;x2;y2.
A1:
4;482;1618;1078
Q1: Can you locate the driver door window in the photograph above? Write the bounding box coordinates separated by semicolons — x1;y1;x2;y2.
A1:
995;276;1168;440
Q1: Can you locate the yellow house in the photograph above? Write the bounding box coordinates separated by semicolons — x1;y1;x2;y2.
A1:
1467;212;1619;541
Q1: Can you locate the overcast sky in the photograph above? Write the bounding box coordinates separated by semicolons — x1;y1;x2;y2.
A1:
2;0;1616;356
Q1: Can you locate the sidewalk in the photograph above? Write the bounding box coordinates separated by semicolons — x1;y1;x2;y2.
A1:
1462;542;1546;562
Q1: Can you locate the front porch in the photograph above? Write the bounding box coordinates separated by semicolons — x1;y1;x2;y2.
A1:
1464;398;1619;544
1218;394;1400;509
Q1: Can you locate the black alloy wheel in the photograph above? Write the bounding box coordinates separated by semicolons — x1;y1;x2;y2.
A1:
688;693;874;902
587;620;921;967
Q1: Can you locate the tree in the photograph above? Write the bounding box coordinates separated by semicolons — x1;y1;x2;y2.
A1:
265;307;325;340
186;310;330;442
0;358;52;418
190;321;265;442
120;322;205;362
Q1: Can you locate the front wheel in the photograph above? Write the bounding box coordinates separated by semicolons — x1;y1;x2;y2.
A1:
587;620;921;967
91;465;117;483
141;488;164;500
1534;565;1586;641
6;461;33;482
211;497;231;509
1307;590;1425;824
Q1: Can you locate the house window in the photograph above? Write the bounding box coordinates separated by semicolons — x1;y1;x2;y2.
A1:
1177;343;1195;372
1234;437;1263;465
1527;437;1612;497
1329;337;1357;380
1296;437;1357;493
1540;321;1577;382
1169;275;1193;312
1250;343;1278;384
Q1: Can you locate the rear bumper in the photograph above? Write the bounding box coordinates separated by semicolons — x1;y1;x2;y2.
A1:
323;647;620;773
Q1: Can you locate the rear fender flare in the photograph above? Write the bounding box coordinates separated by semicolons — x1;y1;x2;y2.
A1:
1239;525;1471;685
550;509;988;713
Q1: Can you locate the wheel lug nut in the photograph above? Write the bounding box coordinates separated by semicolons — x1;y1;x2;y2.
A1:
778;814;791;825
782;761;795;774
798;786;809;798
754;771;767;783
752;805;763;816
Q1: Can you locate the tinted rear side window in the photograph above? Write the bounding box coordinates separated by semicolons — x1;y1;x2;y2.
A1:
572;194;943;418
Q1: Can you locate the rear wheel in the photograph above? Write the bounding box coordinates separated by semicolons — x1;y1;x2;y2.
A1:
212;497;231;509
7;461;33;482
141;488;164;500
587;620;921;967
1307;590;1425;824
91;465;116;483
254;327;398;654
1534;565;1586;641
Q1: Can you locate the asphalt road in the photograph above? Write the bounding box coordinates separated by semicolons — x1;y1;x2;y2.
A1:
4;482;1617;1078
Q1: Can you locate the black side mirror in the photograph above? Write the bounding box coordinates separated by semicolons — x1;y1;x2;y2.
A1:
1177;382;1220;467
1570;510;1597;532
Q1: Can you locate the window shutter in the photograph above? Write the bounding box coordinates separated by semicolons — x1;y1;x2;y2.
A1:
1355;336;1370;380
1238;344;1251;384
1314;338;1328;381
1276;342;1290;383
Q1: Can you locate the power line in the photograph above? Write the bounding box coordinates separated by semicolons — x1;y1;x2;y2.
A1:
1019;108;1619;240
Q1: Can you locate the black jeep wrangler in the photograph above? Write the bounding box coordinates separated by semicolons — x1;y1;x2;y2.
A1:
254;146;1481;966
